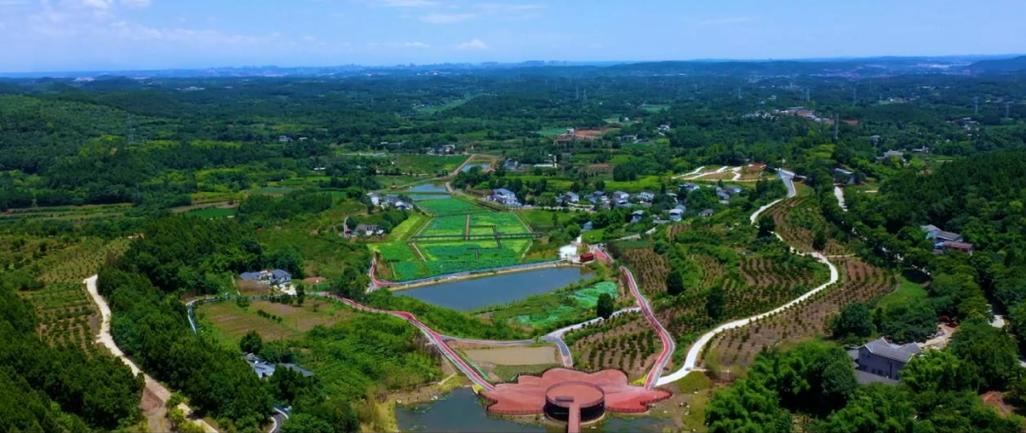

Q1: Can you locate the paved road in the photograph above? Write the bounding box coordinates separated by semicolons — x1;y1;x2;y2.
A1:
85;276;219;433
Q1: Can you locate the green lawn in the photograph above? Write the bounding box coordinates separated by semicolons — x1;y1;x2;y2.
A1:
518;209;577;231
875;274;928;310
415;197;484;216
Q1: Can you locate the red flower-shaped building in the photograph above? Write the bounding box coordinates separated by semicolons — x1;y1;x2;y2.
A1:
481;368;671;433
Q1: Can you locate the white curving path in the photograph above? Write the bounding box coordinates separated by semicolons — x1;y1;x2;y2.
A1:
834;185;848;212
656;167;841;386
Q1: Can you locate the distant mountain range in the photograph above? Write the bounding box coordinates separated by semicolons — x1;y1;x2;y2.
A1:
2;55;1024;79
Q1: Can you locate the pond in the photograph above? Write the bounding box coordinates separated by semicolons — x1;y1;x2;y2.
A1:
396;267;593;311
396;388;675;433
406;183;449;193
461;162;491;173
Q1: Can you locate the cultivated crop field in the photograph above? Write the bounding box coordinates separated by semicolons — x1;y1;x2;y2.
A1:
766;196;852;255
706;256;894;376
374;193;541;281
568;312;661;380
15;237;132;349
197;299;353;347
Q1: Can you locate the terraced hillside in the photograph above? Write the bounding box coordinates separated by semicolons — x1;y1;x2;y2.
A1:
13;237;132;348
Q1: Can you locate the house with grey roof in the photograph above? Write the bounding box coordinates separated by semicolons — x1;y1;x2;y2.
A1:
239;269;292;288
668;205;685;222
853;337;921;383
630;210;645;224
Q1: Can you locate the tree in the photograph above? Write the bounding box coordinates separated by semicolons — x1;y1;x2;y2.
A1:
877;298;936;344
812;230;828;251
240;330;263;355
831;303;874;343
270;248;306;279
757;215;776;238
666;270;684;296
949;319;1020;390
296;283;306;306
706;379;791;433
596;293;614;319
706;287;725;321
901;349;979;393
812;385;915;433
280;414;335;433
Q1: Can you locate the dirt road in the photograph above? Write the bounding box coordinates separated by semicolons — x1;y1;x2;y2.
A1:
85;275;218;433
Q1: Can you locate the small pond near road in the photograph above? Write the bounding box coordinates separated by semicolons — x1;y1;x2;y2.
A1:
396;267;593;311
396;388;674;432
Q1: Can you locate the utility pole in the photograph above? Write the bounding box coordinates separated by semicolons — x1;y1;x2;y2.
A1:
804;88;811;104
575;86;580;101
974;96;980;116
736;87;742;100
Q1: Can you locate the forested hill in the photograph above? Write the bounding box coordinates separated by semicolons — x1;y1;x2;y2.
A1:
870;149;1026;246
970;56;1026;74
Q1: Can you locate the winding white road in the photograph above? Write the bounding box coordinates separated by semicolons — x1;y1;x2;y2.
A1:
656;167;841;386
834;185;848;212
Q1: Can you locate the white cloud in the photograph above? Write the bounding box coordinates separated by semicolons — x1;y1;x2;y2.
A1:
401;41;429;48
456;38;487;50
419;12;475;24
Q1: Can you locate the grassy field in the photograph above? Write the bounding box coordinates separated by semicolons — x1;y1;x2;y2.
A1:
536;126;570;137
197;299;353;347
517;209;578;231
394;154;468;175
478;279;617;331
641;103;670;113
414;197;484;216
875;274;928;310
256;206;370;281
603;175;665;192
186;207;238;219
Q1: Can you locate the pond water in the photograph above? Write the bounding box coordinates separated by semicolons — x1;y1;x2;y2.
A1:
396;267;593;311
406;183;449;193
461;162;491;173
396;388;674;433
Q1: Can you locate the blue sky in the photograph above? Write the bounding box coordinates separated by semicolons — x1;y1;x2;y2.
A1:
1;0;1024;72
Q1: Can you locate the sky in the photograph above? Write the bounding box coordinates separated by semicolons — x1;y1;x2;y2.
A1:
1;0;1025;73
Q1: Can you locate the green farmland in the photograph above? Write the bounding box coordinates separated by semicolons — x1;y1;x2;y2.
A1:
371;193;549;281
